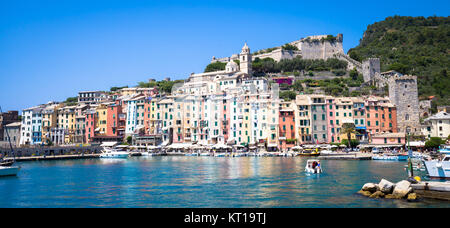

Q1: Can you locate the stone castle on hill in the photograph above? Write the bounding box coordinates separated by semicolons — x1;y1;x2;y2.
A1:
205;34;421;135
211;34;361;71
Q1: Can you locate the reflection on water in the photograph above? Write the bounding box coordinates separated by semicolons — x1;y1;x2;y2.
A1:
0;157;447;208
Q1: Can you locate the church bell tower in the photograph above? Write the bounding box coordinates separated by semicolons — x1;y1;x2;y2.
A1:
239;42;252;75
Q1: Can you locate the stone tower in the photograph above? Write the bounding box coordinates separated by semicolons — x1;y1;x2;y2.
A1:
362;58;380;83
239;42;252;75
388;75;420;134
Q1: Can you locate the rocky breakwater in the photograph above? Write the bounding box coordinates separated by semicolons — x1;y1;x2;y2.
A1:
358;178;418;201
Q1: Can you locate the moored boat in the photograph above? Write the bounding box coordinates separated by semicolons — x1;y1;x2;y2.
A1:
184;152;199;156
372;153;408;161
423;155;450;180
99;148;129;158
0;166;20;177
298;149;320;156
438;146;450;155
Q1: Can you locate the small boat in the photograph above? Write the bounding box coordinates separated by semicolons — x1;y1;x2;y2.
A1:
214;153;226;157
305;159;322;174
184;152;199;156
298;149;320;156
0;166;20;177
200;152;211;156
0;105;21;177
372;153;408;161
247;152;257;157
0;160;15;167
140;152;154;156
99;148;129;158
423;155;450;180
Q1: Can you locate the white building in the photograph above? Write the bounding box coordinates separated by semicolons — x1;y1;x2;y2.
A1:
422;112;450;139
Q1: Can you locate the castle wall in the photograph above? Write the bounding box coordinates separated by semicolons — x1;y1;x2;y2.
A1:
252;49;301;61
362;58;380;83
298;39;344;60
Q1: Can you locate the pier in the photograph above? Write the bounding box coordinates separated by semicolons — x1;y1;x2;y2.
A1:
0;145;102;161
4;154;100;161
411;182;450;201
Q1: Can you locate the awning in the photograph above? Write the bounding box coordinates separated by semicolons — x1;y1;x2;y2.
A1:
267;143;278;147
101;142;118;147
212;144;230;149
359;144;404;148
167;143;192;149
408;141;425;147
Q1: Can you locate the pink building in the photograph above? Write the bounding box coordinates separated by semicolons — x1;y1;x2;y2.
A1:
85;109;97;143
370;132;405;145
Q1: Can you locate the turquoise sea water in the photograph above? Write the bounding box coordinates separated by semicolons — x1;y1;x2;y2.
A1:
0;156;448;208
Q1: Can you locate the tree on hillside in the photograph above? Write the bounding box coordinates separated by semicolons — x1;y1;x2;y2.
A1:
279;91;297;101
204;62;227;73
347;16;450;106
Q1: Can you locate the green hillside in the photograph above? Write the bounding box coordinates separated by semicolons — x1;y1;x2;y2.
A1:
348;16;450;107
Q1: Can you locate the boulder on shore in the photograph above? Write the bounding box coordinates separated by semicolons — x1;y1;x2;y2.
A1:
392;180;413;198
378;179;395;194
369;191;385;198
357;190;372;197
362;183;378;193
407;193;418;201
385;194;402;199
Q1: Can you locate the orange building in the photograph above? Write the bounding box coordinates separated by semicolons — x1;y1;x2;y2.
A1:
365;97;397;136
279;105;296;150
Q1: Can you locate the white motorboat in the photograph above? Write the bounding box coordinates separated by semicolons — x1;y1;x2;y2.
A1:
423;155;450;180
0;165;20;177
99;148;129;158
305;159;322;174
184;152;199;156
438;146;450;155
200;152;211;156
214;153;226;157
372;153;408;161
247;152;257;157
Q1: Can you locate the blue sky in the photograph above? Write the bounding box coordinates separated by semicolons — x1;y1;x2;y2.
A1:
0;0;448;112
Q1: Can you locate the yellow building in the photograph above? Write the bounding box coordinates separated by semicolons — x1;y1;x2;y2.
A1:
57;105;76;143
333;97;354;142
96;104;108;135
295;95;312;144
41;103;63;144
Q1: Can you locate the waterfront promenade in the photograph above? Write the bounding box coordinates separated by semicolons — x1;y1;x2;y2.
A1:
0;145;102;160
